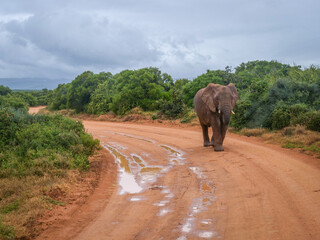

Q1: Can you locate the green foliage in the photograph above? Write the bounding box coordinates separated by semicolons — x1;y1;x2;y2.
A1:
0;94;28;111
0;106;100;177
231;61;320;131
0;221;15;240
47;61;320;132
157;85;185;118
0;85;12;96
67;71;110;112
0;200;20;214
305;111;320;132
48;83;69;110
87;76;115;114
110;68;172;115
271;104;291;130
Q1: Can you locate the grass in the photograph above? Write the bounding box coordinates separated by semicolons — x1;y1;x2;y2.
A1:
0;109;100;239
0;221;15;240
232;125;320;156
0;170;86;239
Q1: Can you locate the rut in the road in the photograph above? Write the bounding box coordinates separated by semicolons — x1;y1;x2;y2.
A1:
102;130;219;239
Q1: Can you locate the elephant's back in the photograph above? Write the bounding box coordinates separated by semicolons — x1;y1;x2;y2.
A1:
193;88;205;107
194;88;211;126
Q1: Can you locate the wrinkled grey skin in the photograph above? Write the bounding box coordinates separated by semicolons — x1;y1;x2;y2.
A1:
194;83;238;151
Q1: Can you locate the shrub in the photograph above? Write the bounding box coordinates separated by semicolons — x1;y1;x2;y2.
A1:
0;110;100;177
306;111;320;132
271;104;291;130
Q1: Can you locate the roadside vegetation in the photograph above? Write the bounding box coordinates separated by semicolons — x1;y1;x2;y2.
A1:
46;60;319;154
47;62;320;131
0;90;99;239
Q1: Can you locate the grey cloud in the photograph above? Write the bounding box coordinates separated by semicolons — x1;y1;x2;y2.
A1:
0;0;319;80
4;10;160;67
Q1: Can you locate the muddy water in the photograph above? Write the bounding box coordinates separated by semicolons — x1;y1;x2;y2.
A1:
102;131;218;239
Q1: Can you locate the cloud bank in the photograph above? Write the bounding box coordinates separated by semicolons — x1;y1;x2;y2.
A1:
0;0;319;81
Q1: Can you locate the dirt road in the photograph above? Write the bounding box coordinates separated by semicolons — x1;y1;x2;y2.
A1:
37;120;320;240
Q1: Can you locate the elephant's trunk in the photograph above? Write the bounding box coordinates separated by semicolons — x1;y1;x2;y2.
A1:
220;105;231;125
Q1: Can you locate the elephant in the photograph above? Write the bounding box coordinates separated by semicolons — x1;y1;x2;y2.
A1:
194;83;238;151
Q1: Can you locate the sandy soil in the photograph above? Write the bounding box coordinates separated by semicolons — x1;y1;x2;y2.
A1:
31;109;320;240
28;106;47;114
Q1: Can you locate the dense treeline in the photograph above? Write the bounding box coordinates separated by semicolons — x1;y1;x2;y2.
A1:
0;86;52;109
47;61;320;131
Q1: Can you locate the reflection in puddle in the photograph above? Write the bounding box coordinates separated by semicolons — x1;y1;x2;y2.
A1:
153;200;169;207
158;207;171;217
198;231;217;238
129;196;144;202
104;145;142;195
105;145;130;173
182;217;195;233
118;168;143;195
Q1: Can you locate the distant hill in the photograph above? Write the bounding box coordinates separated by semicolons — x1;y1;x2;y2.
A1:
0;78;70;90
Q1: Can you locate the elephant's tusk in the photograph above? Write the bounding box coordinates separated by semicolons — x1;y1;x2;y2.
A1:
218;109;221;114
232;110;235;115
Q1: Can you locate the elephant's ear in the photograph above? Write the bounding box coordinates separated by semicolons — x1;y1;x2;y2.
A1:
228;83;239;107
201;83;217;112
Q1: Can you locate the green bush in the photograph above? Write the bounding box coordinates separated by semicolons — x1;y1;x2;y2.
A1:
271;104;291;130
0;109;100;177
305;111;320;132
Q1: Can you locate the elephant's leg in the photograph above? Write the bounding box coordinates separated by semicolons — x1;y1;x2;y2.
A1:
201;124;211;147
221;124;228;143
211;119;224;151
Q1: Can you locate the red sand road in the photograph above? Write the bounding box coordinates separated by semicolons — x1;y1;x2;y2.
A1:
36;118;320;240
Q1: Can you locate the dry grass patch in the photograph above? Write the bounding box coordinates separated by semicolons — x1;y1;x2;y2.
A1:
237;128;270;137
261;125;320;155
0;173;79;239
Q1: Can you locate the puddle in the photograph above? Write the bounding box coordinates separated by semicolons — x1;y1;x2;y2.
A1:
189;167;205;179
140;167;162;173
198;231;217;238
105;145;130;173
129;196;144;202
179;167;217;238
117;133;155;143
153;200;169;207
176;237;187;240
160;145;185;165
201;182;212;193
109;142;127;150
160;145;181;155
97;135;109;138
104;145;142;195
161;188;171;194
118;167;143;194
182;217;195;233
132;155;145;167
158;207;171;217
165;193;174;198
201;219;212;225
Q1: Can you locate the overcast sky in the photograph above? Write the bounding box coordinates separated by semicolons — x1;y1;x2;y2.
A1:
0;0;319;81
